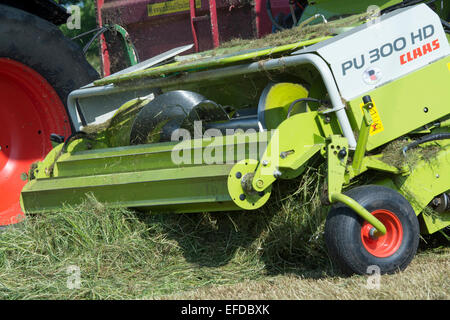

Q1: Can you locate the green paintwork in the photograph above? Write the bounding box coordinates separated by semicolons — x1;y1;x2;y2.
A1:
299;0;450;26
252;111;325;192
351;101;373;175
330;193;387;235
393;138;450;234
94;37;331;86
347;56;450;151
103;97;151;147
346;155;401;185
260;82;309;129
227;159;272;210
367;123;449;235
299;0;403;25
326;135;348;199
111;24;139;67
22;163;237;213
21;131;269;214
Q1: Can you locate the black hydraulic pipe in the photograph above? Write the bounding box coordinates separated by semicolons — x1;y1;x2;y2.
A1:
402;132;450;156
205;116;259;133
266;0;285;31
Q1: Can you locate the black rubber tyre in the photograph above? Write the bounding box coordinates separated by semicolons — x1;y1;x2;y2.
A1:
324;185;420;276
0;4;99;127
0;5;99;224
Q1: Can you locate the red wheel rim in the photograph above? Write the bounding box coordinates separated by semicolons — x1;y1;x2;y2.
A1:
361;209;403;258
0;58;70;225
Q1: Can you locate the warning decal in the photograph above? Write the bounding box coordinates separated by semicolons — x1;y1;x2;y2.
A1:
360;102;384;136
147;0;201;17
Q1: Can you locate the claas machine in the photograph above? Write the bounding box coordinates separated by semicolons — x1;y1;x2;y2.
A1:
1;0;449;275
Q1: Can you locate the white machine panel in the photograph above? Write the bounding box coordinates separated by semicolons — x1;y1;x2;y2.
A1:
293;4;450;100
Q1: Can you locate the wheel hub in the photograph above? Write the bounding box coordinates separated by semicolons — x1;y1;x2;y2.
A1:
227;159;272;210
361;209;403;258
0;58;70;225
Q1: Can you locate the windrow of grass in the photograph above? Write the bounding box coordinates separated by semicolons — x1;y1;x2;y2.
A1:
178;13;368;61
0;166;334;299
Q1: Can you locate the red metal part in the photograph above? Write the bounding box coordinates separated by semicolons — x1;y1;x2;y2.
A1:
189;0;200;52
96;0;111;76
361;209;404;258
209;0;220;48
190;0;220;52
0;58;70;225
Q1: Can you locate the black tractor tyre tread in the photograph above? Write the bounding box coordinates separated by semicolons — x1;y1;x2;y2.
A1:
324;185;420;276
0;4;99;128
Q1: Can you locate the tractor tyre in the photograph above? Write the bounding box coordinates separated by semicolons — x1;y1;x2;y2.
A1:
324;185;420;275
0;5;99;225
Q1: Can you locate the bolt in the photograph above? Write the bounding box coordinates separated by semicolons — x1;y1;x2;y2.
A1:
436;174;439;178
424;107;429;113
431;198;441;207
369;227;379;239
239;194;246;201
338;148;347;159
262;160;269;166
236;172;242;179
362;95;372;104
280;150;294;159
255;179;264;188
273;169;282;178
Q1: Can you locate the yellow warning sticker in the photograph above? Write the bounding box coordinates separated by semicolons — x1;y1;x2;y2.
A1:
447;62;450;72
147;0;201;17
360;102;384;136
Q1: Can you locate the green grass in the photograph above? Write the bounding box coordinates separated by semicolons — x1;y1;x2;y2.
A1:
163;247;450;300
0;167;447;299
86;51;101;75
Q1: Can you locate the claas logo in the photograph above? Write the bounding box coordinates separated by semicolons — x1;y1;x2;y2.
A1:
400;39;440;65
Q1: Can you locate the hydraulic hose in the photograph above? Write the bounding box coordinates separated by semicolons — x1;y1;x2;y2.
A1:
286;97;326;118
71;26;110;54
296;13;327;28
266;0;285;31
46;131;91;177
289;1;298;25
441;18;450;33
267;0;310;32
402;132;450;156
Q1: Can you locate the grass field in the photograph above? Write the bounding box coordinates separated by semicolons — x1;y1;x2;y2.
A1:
0;167;448;300
163;248;449;300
